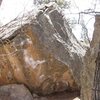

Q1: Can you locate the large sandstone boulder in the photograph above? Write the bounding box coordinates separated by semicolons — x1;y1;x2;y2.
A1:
0;3;85;95
0;84;33;100
81;15;100;100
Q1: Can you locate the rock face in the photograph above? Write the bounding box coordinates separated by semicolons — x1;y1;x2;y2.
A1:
0;84;33;100
0;3;85;95
81;15;100;100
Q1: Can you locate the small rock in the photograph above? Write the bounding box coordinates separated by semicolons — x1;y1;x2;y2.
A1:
0;84;33;100
33;93;39;98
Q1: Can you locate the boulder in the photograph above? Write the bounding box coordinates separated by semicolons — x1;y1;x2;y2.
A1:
81;15;100;100
0;84;33;100
0;3;85;95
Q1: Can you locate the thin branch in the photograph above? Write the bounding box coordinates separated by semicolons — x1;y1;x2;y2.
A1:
64;11;100;16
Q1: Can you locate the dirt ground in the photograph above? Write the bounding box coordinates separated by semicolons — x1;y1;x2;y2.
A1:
34;91;80;100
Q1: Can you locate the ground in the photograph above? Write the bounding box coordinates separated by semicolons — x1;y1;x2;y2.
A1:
34;91;80;100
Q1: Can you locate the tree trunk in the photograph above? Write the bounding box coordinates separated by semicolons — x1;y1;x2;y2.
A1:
0;0;2;7
92;43;100;100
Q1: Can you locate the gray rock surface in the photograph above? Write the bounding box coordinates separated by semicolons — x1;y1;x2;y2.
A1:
0;84;33;100
32;3;85;86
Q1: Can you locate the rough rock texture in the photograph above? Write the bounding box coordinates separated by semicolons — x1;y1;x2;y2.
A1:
0;3;85;95
81;15;100;100
0;84;33;100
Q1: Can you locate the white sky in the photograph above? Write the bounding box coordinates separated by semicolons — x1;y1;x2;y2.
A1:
64;0;98;40
0;0;98;24
0;0;34;24
0;0;100;40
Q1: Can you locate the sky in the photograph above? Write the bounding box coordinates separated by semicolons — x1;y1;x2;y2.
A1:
0;0;34;24
64;0;97;40
0;0;100;40
0;0;98;24
65;0;100;40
